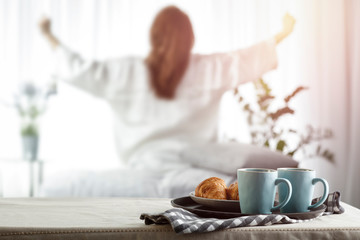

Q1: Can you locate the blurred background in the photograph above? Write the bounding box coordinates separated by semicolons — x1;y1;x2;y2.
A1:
0;0;359;207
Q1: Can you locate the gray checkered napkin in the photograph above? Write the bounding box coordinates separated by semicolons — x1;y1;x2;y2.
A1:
140;191;344;234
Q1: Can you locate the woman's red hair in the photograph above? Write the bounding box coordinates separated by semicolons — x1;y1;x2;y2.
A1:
146;6;194;99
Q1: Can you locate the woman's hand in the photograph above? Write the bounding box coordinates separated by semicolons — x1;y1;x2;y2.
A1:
39;17;59;49
275;13;296;44
282;13;296;36
39;17;52;36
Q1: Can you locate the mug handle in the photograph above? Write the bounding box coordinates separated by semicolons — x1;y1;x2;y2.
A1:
308;178;329;209
271;178;292;212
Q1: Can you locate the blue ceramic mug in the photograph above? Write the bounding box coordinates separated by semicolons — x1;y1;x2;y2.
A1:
277;168;329;213
237;168;292;214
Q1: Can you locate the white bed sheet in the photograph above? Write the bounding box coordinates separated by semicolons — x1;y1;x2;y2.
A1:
40;143;298;198
40;167;236;198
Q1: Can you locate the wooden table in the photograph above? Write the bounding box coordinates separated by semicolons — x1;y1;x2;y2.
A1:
0;198;359;239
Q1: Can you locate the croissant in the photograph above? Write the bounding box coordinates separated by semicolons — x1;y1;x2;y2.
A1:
226;182;239;200
195;177;227;200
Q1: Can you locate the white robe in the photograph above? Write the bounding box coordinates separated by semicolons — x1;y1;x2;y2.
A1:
55;38;277;171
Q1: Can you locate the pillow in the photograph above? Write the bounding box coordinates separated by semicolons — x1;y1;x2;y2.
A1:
180;142;298;175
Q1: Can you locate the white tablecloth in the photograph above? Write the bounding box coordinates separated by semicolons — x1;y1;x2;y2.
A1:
0;198;359;239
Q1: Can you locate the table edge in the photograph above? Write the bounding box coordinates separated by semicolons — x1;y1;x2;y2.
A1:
1;226;360;237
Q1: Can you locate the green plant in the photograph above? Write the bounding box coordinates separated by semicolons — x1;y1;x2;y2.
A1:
21;123;38;136
10;82;56;137
234;78;334;163
18;105;41;136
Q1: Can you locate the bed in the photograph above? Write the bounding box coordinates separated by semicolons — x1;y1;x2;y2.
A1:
39;142;298;197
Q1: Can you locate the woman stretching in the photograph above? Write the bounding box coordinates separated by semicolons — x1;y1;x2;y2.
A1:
39;6;295;171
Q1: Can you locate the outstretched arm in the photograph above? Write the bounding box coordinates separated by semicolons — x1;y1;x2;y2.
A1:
38;17;110;98
275;13;296;44
39;17;60;49
212;13;296;89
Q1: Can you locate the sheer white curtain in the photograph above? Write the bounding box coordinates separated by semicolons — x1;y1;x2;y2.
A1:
345;0;360;208
0;0;359;206
287;0;360;208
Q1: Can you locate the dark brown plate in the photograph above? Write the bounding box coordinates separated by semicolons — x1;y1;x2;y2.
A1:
171;196;326;220
189;191;239;212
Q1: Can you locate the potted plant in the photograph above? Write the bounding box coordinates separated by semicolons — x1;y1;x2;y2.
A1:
233;78;334;163
13;82;56;161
